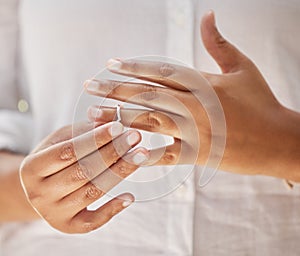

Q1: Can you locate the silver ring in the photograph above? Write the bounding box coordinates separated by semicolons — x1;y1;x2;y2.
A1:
116;104;121;122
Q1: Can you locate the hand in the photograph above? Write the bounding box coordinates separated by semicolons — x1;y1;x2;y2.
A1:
85;11;300;181
20;121;149;233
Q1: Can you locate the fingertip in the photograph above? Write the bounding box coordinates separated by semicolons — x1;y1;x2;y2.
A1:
207;10;216;24
122;147;149;165
201;10;217;34
88;106;103;120
126;130;142;146
107;58;122;71
117;193;135;208
132;147;150;165
109;121;124;137
83;79;92;89
84;79;99;91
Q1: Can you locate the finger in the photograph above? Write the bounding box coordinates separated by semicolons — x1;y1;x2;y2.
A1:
68;193;134;234
106;58;208;91
84;79;183;114
44;130;142;197
27;122;124;177
88;106;182;138
200;11;249;73
59;148;148;217
144;139;194;166
34;121;102;152
91;147;149;193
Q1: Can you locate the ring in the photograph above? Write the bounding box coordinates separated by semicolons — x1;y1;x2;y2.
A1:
116;104;121;122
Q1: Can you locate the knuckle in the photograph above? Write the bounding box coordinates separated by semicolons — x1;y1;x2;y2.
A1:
159;63;174;77
116;163;132;178
109;205;121;218
111;206;120;216
59;142;76;162
101;204;122;223
107;80;121;97
140;86;159;101
145;111;161;130
162;151;178;164
124;60;138;73
82;222;97;233
85;184;103;200
71;163;91;182
215;34;227;49
128;60;138;73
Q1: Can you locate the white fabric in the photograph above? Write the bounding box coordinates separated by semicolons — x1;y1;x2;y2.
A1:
0;110;33;154
0;0;33;154
0;0;300;255
0;0;19;110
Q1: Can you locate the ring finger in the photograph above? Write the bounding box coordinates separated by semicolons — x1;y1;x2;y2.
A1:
88;106;183;138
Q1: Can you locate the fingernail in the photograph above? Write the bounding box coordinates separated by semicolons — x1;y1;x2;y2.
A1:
107;58;122;71
89;107;103;119
118;194;134;208
126;131;140;146
123;200;132;207
84;80;99;91
109;122;124;137
133;151;149;165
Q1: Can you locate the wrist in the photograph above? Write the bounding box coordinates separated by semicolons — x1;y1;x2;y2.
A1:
262;105;300;181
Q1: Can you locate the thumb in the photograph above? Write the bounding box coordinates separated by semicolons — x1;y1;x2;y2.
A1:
200;11;249;73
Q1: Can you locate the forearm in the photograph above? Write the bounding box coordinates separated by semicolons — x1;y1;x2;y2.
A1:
0;151;39;222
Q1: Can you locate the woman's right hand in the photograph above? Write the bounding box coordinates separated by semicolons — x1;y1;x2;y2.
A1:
20;121;149;234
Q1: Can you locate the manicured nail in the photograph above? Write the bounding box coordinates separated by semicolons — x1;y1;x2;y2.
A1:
126;131;140;146
118;193;134;208
133;151;149;165
122;200;132;208
109;122;124;137
84;80;99;91
89;107;103;119
107;59;122;71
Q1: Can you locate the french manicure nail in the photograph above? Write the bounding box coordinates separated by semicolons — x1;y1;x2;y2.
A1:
126;131;140;146
107;59;122;71
133;151;149;165
109;122;124;137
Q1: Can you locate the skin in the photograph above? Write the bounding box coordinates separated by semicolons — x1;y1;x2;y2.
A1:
0;10;299;235
0;151;39;221
85;11;300;182
1;120;149;234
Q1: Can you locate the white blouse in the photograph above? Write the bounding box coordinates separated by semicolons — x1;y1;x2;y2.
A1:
0;0;300;255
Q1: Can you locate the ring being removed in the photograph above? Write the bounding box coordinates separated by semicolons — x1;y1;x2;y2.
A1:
116;104;121;122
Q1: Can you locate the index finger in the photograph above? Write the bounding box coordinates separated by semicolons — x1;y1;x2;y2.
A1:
23;122;124;177
106;58;209;91
35;121;103;152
